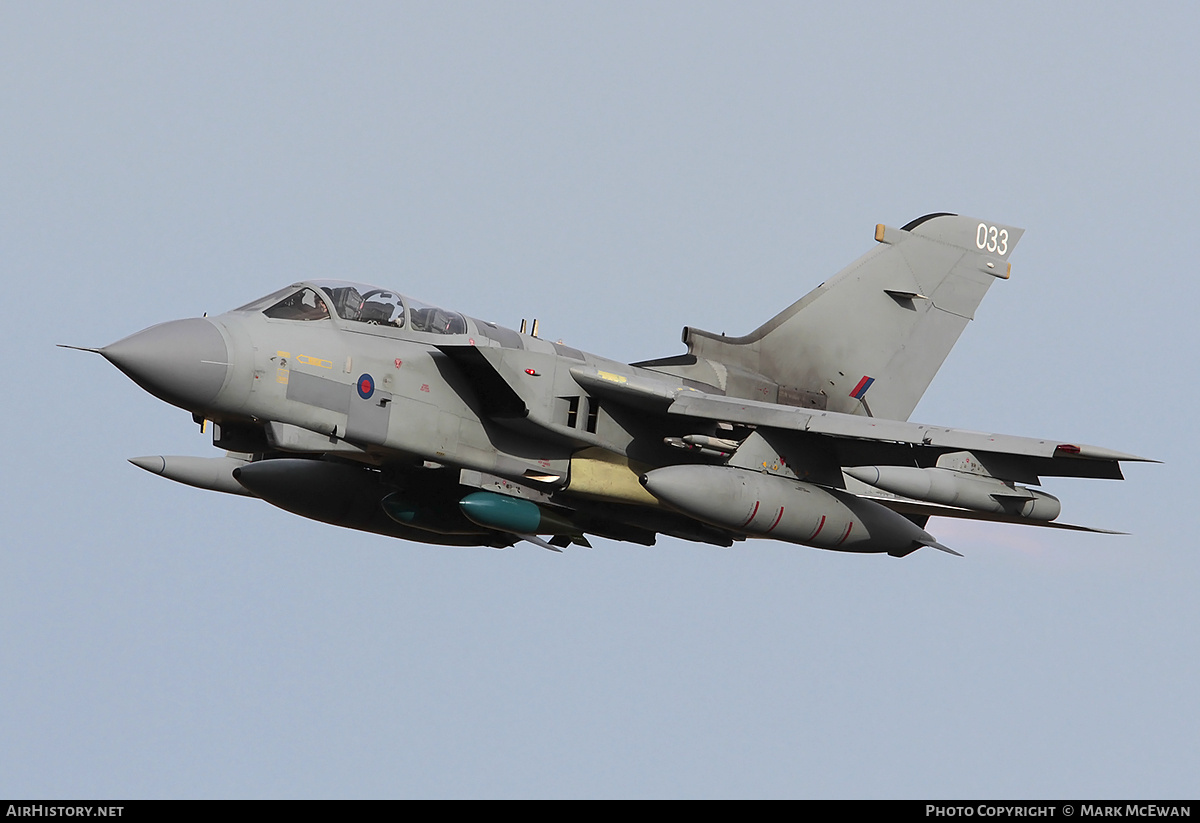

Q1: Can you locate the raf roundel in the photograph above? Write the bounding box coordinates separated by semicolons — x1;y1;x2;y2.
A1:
356;373;375;400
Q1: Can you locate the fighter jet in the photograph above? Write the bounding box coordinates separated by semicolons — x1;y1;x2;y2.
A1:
67;213;1150;556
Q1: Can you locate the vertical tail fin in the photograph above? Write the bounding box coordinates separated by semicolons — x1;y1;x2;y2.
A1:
680;213;1023;421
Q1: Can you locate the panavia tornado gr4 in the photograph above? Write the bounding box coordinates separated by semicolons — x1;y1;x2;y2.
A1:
68;213;1150;556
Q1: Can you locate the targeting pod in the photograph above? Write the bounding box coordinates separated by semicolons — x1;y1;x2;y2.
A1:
457;491;581;535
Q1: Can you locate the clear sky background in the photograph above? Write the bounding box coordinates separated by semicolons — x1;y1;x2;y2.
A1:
3;2;1196;799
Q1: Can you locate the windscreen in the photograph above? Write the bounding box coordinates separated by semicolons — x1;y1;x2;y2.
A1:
262;288;330;321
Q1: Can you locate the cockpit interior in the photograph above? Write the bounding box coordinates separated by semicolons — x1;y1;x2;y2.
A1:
235;281;467;335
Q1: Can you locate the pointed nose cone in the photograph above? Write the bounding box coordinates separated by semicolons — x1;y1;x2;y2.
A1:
102;318;229;412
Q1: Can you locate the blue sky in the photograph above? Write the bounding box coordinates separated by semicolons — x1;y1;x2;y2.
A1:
2;3;1196;798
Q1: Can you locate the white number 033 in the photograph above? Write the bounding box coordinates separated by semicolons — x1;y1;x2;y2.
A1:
976;223;1008;255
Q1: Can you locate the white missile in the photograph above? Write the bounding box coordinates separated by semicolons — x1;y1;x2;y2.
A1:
663;435;738;458
681;434;740;453
843;465;1061;521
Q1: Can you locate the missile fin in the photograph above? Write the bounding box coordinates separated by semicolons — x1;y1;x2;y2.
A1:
924;540;964;557
518;533;564;552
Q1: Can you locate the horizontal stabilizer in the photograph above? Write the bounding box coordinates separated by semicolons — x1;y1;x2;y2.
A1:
868;496;1127;534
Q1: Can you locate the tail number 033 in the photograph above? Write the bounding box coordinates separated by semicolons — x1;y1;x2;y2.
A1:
976;223;1009;255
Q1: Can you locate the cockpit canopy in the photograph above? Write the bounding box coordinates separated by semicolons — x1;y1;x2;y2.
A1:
235;281;467;335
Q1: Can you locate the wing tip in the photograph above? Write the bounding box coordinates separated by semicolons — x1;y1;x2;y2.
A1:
1058;443;1159;463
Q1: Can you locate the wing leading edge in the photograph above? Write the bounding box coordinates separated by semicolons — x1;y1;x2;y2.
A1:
667;391;1150;476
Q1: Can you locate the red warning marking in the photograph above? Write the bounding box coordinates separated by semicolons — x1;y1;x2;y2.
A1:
766;507;785;533
808;515;826;542
738;501;761;529
835;522;854;546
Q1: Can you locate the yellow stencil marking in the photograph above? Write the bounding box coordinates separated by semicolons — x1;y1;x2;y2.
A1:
296;354;333;369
